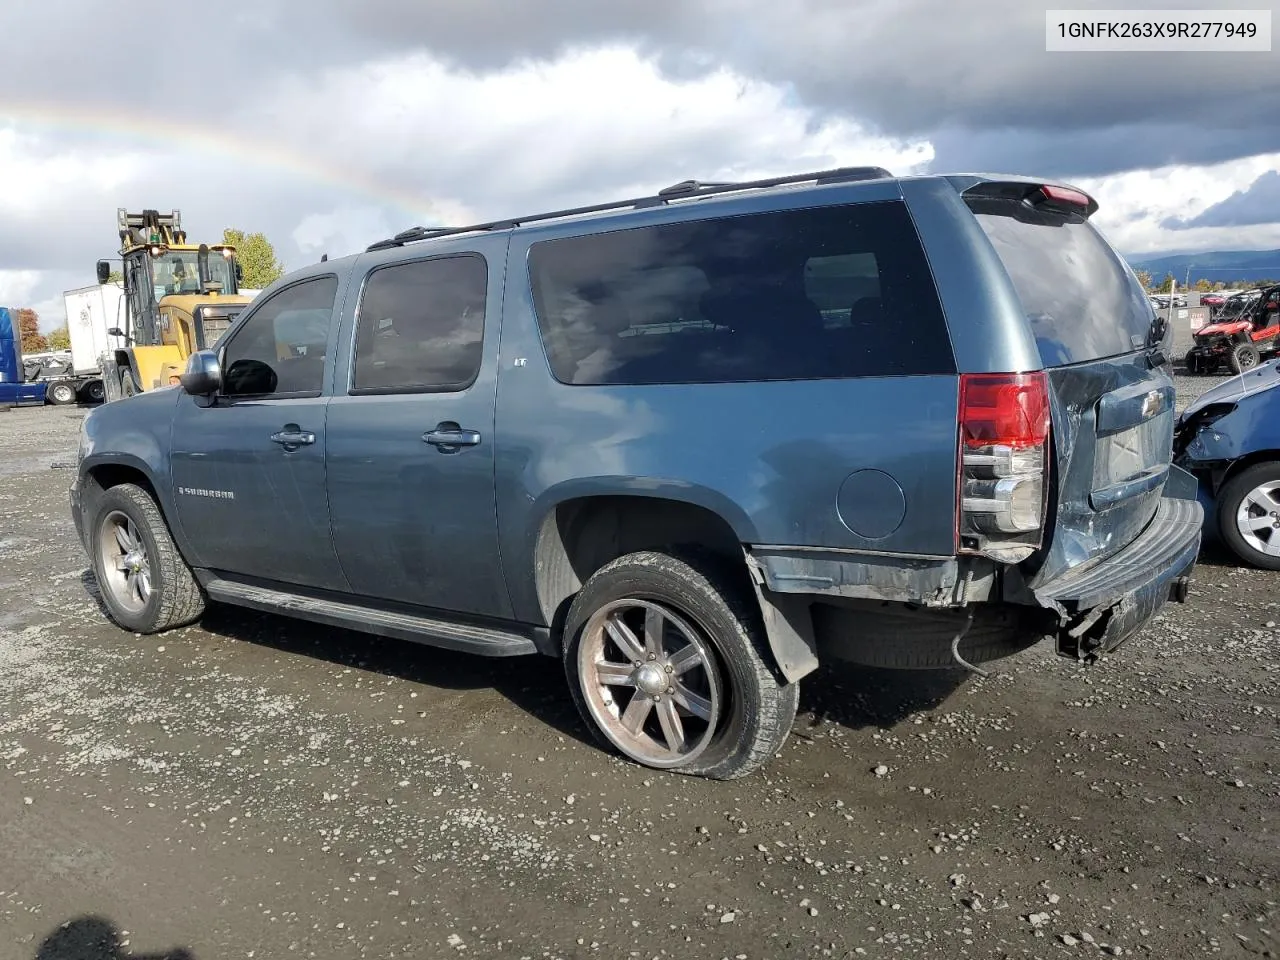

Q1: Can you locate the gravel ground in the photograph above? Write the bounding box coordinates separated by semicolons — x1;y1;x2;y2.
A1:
1;336;1276;960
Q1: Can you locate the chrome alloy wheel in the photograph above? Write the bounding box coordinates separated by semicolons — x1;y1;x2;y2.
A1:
98;509;152;613
577;598;723;768
1235;479;1280;558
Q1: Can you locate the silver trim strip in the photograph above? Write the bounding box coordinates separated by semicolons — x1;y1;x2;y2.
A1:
749;543;953;562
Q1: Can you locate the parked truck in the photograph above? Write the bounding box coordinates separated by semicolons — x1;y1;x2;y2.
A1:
0;307;49;408
0;287;127;407
36;283;131;405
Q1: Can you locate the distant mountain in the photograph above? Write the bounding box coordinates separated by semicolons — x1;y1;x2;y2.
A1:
1125;249;1280;285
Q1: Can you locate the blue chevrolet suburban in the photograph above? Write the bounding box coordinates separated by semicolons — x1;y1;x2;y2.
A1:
70;166;1202;779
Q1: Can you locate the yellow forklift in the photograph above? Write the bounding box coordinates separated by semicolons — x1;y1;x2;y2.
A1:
96;208;254;399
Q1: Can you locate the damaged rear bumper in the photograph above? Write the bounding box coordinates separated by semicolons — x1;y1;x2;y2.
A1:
1032;495;1202;661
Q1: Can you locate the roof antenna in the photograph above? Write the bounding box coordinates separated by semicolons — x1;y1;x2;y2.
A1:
320;253;328;262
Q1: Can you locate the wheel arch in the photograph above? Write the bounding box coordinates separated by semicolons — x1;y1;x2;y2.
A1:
531;492;748;625
79;455;192;563
526;489;814;685
1219;450;1280;494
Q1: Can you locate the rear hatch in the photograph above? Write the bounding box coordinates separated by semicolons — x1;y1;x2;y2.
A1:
965;182;1175;585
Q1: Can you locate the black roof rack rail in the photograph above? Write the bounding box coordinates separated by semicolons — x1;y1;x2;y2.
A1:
366;165;894;251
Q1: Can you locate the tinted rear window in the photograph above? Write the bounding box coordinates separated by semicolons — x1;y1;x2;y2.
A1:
527;201;954;385
970;200;1153;366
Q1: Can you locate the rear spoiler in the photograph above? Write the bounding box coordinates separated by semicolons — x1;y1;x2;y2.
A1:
958;179;1100;219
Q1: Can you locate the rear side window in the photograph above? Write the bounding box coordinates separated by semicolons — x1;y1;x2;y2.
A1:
969;200;1154;366
351;255;487;393
527;201;954;385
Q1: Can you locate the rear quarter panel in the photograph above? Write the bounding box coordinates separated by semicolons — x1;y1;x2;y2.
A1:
493;186;968;624
899;177;1042;375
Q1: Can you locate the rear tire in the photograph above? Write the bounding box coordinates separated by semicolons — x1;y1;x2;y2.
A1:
1230;343;1260;374
562;549;798;780
120;367;139;397
81;380;105;403
1217;462;1280;571
1183;349;1200;375
88;482;205;633
47;381;78;405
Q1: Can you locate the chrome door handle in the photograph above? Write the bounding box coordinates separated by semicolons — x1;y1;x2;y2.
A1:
422;426;482;450
270;429;316;447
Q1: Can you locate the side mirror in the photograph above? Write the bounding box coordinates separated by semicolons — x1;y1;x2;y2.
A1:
106;327;124;338
96;260;111;285
234;263;244;283
179;350;222;396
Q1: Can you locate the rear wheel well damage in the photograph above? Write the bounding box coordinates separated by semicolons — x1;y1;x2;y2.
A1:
533;495;744;617
528;496;1036;684
531;496;807;677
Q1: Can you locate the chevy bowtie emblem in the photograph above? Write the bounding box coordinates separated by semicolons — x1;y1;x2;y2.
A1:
1141;390;1162;418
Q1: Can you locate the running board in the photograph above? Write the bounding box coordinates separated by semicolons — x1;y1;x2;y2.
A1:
199;575;540;657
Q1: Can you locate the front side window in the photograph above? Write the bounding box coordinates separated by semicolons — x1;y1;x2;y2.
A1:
220;276;338;398
351;255;487;393
527;201;954;386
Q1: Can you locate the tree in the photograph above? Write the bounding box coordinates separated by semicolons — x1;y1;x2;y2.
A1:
15;308;47;353
107;270;123;284
1155;273;1176;293
1194;278;1213;292
223;228;284;289
47;326;71;351
1133;269;1153;291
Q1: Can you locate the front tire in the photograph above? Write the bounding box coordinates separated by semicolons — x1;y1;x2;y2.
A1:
1183;349;1201;375
1230;342;1260;374
1217;462;1280;571
119;367;139;397
563;550;798;780
88;482;205;633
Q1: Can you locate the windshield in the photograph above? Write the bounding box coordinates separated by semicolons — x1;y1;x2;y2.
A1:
151;250;237;298
1219;295;1256;319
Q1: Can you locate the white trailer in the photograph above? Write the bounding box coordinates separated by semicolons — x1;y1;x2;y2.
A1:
39;284;128;405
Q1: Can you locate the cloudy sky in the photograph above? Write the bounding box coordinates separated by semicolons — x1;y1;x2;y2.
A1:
1;0;1278;331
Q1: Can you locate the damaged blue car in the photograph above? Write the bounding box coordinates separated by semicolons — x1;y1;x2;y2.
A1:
1174;359;1280;569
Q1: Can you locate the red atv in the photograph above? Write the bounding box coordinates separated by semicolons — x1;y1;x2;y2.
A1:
1185;284;1280;375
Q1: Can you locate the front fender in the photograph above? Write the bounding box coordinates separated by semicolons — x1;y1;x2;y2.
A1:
76;391;190;559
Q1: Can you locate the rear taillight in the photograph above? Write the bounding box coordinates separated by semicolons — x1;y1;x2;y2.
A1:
957;372;1050;564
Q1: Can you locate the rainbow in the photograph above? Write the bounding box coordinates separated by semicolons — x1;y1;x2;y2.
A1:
0;99;448;225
